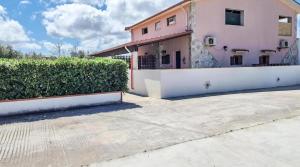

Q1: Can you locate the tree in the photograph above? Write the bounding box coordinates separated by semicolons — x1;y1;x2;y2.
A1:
71;49;87;58
77;50;86;58
70;42;88;58
0;45;22;58
54;42;63;57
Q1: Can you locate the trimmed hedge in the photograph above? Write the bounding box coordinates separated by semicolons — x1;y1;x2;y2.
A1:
0;58;128;100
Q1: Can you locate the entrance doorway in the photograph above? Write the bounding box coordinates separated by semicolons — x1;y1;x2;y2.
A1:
176;51;181;69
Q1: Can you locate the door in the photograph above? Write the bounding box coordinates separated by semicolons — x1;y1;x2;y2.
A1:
176;51;181;69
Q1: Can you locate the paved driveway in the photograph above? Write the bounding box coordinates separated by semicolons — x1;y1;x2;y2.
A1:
95;116;300;167
0;86;300;167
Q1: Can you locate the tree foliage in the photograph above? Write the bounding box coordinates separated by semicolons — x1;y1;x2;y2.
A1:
0;45;23;59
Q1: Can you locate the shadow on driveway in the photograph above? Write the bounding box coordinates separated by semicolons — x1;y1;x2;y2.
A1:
0;102;141;125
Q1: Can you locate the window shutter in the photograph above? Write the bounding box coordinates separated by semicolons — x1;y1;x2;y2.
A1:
239;56;243;65
230;57;234;65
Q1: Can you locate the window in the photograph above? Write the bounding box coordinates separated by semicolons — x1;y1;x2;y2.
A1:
138;55;156;69
161;50;170;64
259;55;270;65
230;55;243;65
162;55;170;64
279;16;292;36
142;27;148;35
155;21;161;31
225;9;244;26
167;15;176;26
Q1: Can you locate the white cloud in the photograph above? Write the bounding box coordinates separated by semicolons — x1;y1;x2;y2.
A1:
42;41;55;51
106;0;181;26
43;4;114;40
20;0;31;5
0;4;41;51
42;41;73;51
15;42;42;50
40;0;105;8
0;5;6;15
30;11;41;21
0;19;29;43
0;5;29;43
42;41;74;55
42;0;181;52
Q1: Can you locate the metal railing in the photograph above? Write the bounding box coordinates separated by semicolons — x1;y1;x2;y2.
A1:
138;55;156;69
112;55;132;69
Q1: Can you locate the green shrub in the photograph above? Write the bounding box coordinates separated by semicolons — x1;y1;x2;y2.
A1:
0;58;128;100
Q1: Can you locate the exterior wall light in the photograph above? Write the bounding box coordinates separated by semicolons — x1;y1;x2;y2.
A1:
223;46;228;51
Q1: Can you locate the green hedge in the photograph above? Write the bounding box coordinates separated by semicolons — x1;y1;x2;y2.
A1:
0;58;128;100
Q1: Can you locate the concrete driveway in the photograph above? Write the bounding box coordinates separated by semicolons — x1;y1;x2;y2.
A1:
0;86;300;167
95;116;300;167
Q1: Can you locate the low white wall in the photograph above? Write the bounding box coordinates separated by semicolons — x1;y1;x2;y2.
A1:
0;92;122;116
130;66;300;98
161;66;300;98
129;70;162;98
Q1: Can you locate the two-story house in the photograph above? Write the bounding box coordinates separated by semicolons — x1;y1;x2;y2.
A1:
92;0;300;69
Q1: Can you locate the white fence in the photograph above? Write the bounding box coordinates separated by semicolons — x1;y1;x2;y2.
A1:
129;66;300;98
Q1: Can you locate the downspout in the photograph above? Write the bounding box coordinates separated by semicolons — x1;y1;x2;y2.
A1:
180;6;189;31
125;46;134;90
125;45;131;54
181;2;192;68
180;1;191;30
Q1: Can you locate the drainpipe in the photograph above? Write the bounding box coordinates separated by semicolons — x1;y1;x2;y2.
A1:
125;45;130;54
125;46;134;90
181;2;192;68
180;2;191;31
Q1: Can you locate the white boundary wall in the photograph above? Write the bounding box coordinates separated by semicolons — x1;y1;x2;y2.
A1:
298;39;300;65
0;92;122;116
129;66;300;98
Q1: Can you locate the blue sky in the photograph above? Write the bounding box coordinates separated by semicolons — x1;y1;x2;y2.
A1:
1;1;59;49
0;0;109;55
0;0;182;55
0;0;299;55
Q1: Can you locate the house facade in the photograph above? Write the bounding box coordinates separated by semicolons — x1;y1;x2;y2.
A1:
92;0;300;69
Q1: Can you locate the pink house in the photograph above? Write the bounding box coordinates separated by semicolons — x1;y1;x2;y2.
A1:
92;0;300;69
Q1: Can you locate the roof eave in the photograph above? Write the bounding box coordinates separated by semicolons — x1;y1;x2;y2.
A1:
280;0;300;13
125;0;191;31
91;31;193;57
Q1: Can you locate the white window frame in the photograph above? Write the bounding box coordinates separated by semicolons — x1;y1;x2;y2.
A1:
155;21;161;31
225;9;244;26
230;55;243;66
167;16;176;26
142;27;148;35
278;16;292;36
